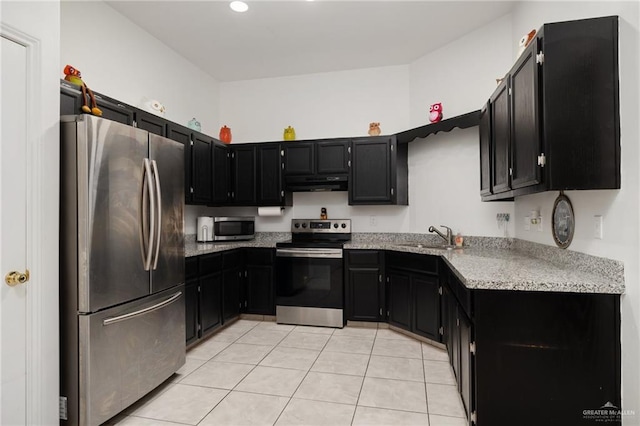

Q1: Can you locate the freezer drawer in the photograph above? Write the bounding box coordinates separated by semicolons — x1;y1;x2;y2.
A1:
76;286;185;425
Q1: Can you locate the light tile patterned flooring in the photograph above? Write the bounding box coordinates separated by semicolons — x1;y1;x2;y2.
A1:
108;320;466;426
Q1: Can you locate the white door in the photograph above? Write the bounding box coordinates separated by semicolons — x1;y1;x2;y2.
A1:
1;1;60;424
0;34;29;426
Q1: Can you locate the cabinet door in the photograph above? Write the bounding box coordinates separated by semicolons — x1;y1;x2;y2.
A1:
413;274;440;341
491;79;511;194
232;145;257;205
387;271;411;330
60;82;83;115
191;134;213;204
316;140;349;175
185;280;199;345
166;124;193;204
347;267;382;321
93;94;134;125
510;40;541;189
479;102;492;197
441;283;454;358
245;265;275;315
350;137;393;204
212;142;230;204
223;267;242;323
135;110;166;136
283;142;314;175
459;311;473;421
200;272;222;336
257;143;285;205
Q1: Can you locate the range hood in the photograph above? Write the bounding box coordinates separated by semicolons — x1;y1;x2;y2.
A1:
284;175;348;192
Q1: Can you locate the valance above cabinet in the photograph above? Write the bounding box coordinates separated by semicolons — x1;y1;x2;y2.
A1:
480;15;620;201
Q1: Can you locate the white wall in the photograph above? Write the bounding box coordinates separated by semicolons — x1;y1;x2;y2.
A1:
60;1;220;135
510;2;640;421
208;16;517;238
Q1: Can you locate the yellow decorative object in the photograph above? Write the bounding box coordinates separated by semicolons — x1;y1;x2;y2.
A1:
283;126;296;141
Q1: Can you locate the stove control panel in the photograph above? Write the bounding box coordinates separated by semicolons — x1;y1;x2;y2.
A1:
291;219;351;234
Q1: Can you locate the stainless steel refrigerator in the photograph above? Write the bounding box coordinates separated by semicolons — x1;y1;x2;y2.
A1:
59;115;185;426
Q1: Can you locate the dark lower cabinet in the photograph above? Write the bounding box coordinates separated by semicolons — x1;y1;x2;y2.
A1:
345;250;385;322
244;249;275;315
386;252;440;340
185;254;223;346
200;272;223;335
473;290;620;426
222;250;243;323
185;280;199;346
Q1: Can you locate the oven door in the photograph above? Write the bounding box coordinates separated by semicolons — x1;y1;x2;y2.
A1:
276;248;343;309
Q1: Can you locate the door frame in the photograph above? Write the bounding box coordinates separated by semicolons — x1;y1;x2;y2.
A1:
2;9;60;424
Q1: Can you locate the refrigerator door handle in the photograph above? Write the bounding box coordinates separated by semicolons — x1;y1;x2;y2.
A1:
151;160;162;270
142;158;155;271
102;291;182;326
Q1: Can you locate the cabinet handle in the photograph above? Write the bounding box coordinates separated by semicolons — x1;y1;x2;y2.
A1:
390;188;394;196
231;191;235;198
456;318;460;327
379;308;383;316
245;300;247;307
470;342;476;355
244;271;248;278
281;163;285;170
281;150;285;157
348;160;351;167
378;274;382;282
439;326;444;335
281;190;285;197
536;51;544;65
439;286;442;295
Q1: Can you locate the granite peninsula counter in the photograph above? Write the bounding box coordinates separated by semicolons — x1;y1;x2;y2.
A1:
185;233;625;295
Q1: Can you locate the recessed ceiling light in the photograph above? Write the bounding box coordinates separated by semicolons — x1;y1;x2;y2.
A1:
230;1;248;12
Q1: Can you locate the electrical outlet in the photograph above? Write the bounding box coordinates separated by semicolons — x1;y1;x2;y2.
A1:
594;215;603;239
536;216;543;232
369;215;377;227
524;216;531;231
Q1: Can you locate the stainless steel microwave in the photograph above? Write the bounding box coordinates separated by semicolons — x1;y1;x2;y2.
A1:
213;217;255;241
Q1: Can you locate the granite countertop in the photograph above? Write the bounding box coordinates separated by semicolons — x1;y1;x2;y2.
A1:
185;233;625;295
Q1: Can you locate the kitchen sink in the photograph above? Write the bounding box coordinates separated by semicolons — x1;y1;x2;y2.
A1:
393;242;454;250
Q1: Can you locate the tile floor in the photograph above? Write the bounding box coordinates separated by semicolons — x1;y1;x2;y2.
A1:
108;320;467;426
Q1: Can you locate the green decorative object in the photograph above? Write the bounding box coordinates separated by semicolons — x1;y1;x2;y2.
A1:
283;126;296;141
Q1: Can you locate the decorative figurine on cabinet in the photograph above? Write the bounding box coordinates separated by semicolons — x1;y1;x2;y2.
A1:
429;103;443;123
187;118;201;132
141;97;166;117
219;125;232;143
368;122;381;136
283;126;296;141
518;29;537;57
63;65;102;117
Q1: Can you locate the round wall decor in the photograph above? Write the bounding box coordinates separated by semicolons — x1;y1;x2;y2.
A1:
552;192;574;249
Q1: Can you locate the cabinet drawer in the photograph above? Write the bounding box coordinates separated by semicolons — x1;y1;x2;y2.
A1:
346;250;382;266
386;251;438;274
185;257;198;280
223;249;243;268
245;248;273;265
199;253;222;276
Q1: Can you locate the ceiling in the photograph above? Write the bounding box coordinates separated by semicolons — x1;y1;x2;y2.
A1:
106;1;514;82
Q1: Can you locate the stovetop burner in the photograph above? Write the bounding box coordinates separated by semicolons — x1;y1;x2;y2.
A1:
278;218;352;247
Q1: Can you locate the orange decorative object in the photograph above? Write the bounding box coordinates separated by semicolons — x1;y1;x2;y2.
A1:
219;125;232;144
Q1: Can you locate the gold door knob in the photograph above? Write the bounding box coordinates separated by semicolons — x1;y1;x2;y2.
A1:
5;269;29;286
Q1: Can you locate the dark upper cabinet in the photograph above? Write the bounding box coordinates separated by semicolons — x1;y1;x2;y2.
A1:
316;140;350;175
59;80;133;125
479;102;492;197
490;79;511;195
349;136;408;205
134;109;166;137
510;41;541;190
212;142;231;204
482;16;620;200
283;142;315;176
282;138;350;191
257;143;290;206
231;145;257;205
345;250;385;322
191;133;214;204
166;123;194;204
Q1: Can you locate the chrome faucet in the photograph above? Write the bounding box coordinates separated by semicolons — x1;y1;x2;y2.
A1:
429;225;453;246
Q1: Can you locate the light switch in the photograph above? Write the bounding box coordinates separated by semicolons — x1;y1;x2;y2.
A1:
594;215;603;239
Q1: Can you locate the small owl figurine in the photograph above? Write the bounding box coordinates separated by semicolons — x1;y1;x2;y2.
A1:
429;103;443;123
368;122;381;136
283;126;296;141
